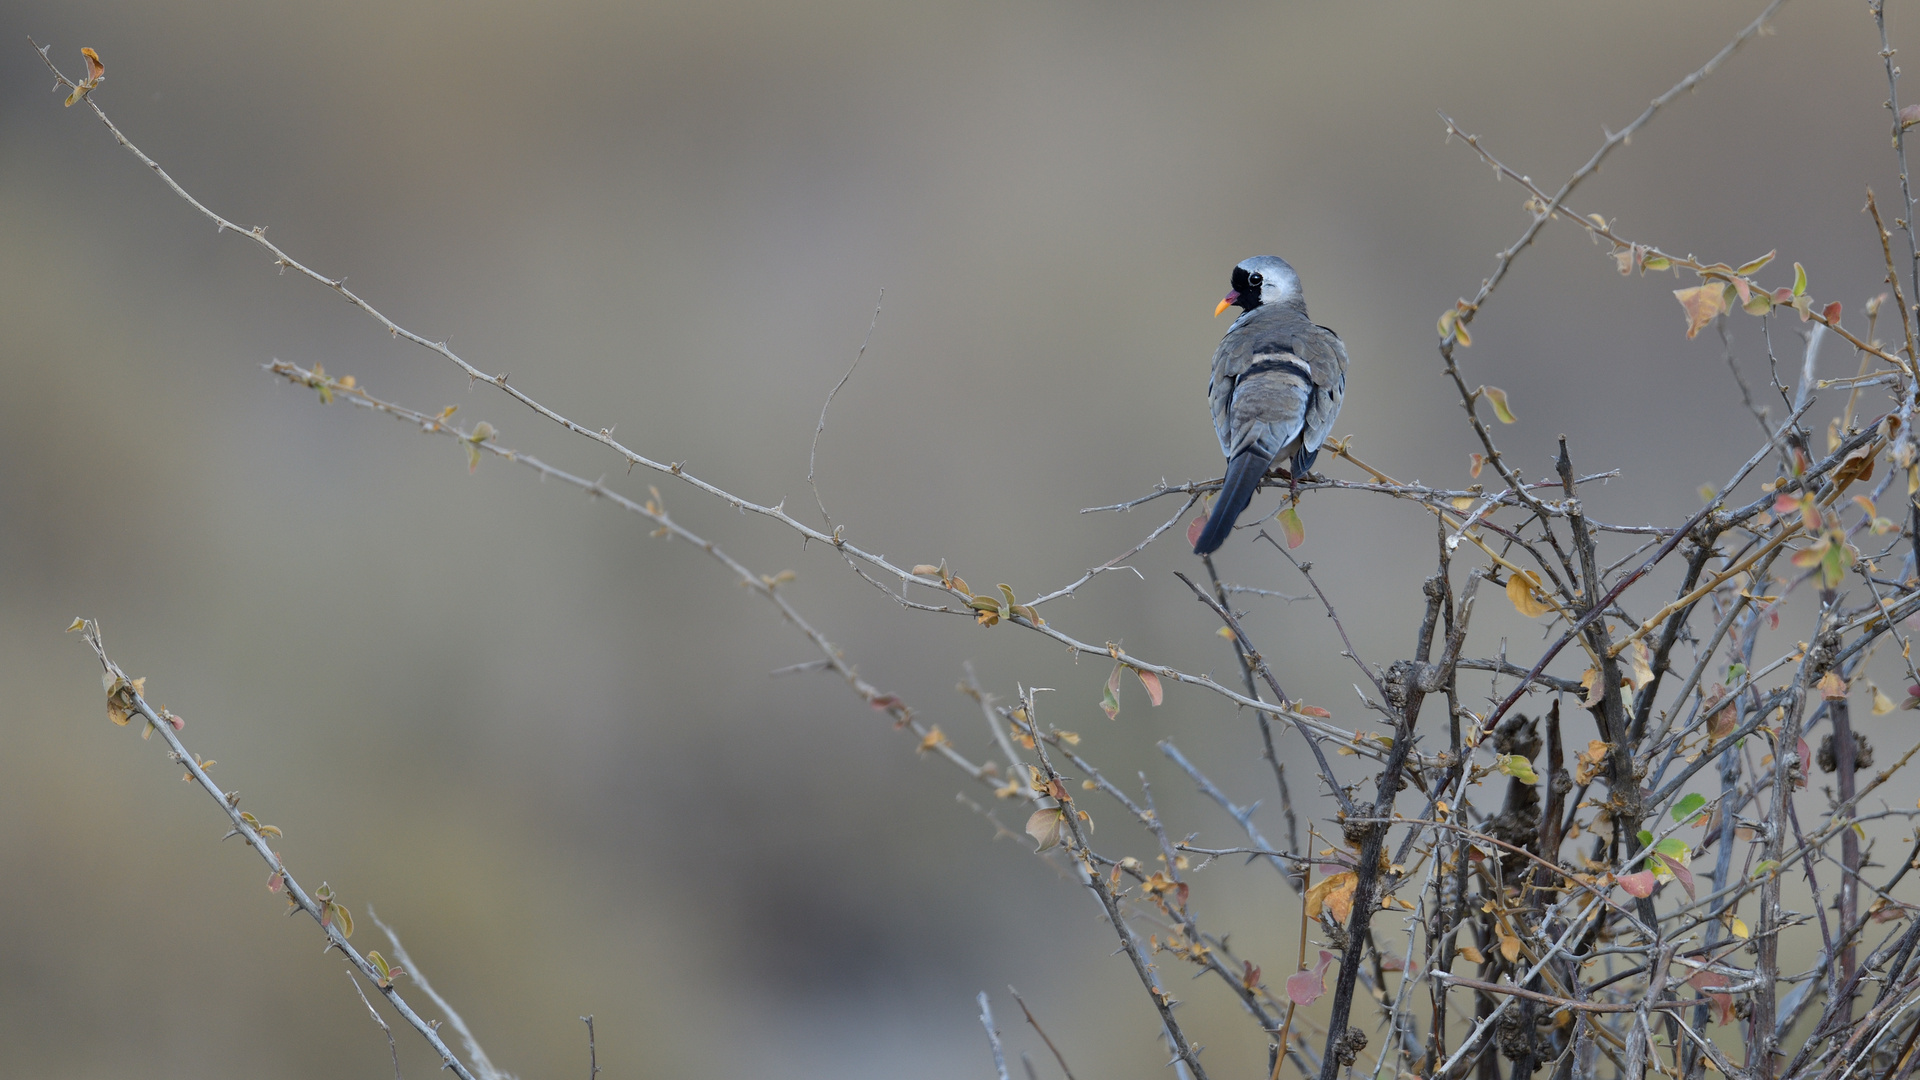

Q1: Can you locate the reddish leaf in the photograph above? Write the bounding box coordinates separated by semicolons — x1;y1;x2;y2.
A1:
1134;668;1164;706
1242;960;1262;990
1619;870;1657;898
1823;300;1843;325
1688;970;1735;1025
1655;853;1696;900
1286;950;1338;1006
1188;516;1207;548
267;871;283;893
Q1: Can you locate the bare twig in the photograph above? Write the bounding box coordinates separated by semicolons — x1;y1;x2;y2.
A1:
980;992;1011;1080
350;970;403;1080
808;289;882;526
582;1016;599;1080
1010;987;1079;1080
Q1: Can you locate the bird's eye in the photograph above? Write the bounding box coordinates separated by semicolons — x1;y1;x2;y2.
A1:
1248;272;1263;286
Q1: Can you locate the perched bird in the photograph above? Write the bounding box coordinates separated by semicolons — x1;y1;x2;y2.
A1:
1191;256;1348;555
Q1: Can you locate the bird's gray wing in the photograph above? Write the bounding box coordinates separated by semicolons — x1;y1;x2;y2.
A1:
1296;328;1348;458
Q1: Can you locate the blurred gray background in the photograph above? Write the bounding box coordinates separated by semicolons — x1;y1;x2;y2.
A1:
2;1;1912;1077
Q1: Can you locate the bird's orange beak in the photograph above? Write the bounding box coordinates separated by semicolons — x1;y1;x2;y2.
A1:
1213;291;1238;318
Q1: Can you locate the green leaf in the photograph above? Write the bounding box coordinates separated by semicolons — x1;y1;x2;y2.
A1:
1735;250;1777;275
1495;754;1539;784
1672;793;1706;823
1752;859;1780;878
1483;386;1517;423
1654;836;1690;861
369;950;391;981
1727;663;1746;683
1276;505;1305;549
1637;829;1654;849
1100;685;1120;720
1642;254;1672;272
1792;262;1807;298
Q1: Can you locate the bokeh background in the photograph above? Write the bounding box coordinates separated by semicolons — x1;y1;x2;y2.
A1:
2;1;1914;1076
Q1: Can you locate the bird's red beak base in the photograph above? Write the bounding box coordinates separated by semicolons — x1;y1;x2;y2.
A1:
1213;292;1237;317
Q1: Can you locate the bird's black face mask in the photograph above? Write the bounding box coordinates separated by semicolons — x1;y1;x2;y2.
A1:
1226;265;1264;313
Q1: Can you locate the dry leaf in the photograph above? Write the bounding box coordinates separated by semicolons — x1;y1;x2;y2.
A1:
1626;640;1655;690
1818;671;1847;701
1507;571;1551;618
1873;681;1897;715
1307;871;1359;924
1674;283;1730;339
1026;808;1067;851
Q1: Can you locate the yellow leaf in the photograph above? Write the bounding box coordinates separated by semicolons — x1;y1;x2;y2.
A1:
1873;682;1897;715
1507;571;1551;618
1498;932;1522;962
1730;917;1750;939
1216;626;1237;640
1456;944;1486;964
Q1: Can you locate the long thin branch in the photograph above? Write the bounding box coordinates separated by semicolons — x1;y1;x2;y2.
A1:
69;620;483;1080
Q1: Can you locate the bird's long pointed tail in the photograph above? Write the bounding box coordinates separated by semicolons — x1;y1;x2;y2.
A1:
1192;451;1271;555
